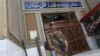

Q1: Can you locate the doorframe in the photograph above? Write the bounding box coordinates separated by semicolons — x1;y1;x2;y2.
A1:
40;11;90;54
39;10;78;40
38;10;74;40
23;10;90;49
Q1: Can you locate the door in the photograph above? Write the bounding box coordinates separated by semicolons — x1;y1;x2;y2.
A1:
41;12;89;54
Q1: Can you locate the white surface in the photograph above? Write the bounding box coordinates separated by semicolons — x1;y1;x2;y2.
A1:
27;46;46;56
87;36;99;50
73;49;100;56
30;30;37;39
0;39;25;56
87;0;100;9
0;39;7;56
7;39;25;56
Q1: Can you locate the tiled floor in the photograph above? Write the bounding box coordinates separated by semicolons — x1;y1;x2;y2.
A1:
73;49;100;56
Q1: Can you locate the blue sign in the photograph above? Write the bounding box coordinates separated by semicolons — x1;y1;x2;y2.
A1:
23;1;82;10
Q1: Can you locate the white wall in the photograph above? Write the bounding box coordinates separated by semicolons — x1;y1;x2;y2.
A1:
86;0;100;9
27;46;46;56
0;39;25;56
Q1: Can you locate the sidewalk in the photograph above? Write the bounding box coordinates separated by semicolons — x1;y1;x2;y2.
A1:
73;49;100;56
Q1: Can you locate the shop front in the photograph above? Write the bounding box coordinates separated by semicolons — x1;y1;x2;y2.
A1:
80;3;100;48
22;0;92;55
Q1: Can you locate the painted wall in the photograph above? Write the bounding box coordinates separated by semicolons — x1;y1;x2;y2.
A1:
0;0;7;36
86;0;100;9
0;39;25;56
7;0;21;40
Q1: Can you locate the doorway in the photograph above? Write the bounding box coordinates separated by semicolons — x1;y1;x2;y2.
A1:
41;12;89;54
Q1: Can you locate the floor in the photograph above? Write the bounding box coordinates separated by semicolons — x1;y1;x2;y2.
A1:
26;46;46;56
73;49;100;56
0;39;25;56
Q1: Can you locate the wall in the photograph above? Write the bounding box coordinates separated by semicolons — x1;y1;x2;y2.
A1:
86;0;100;9
7;0;21;41
0;0;7;36
0;0;25;56
0;39;25;56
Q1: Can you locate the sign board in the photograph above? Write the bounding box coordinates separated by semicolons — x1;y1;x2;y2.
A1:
23;1;82;10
